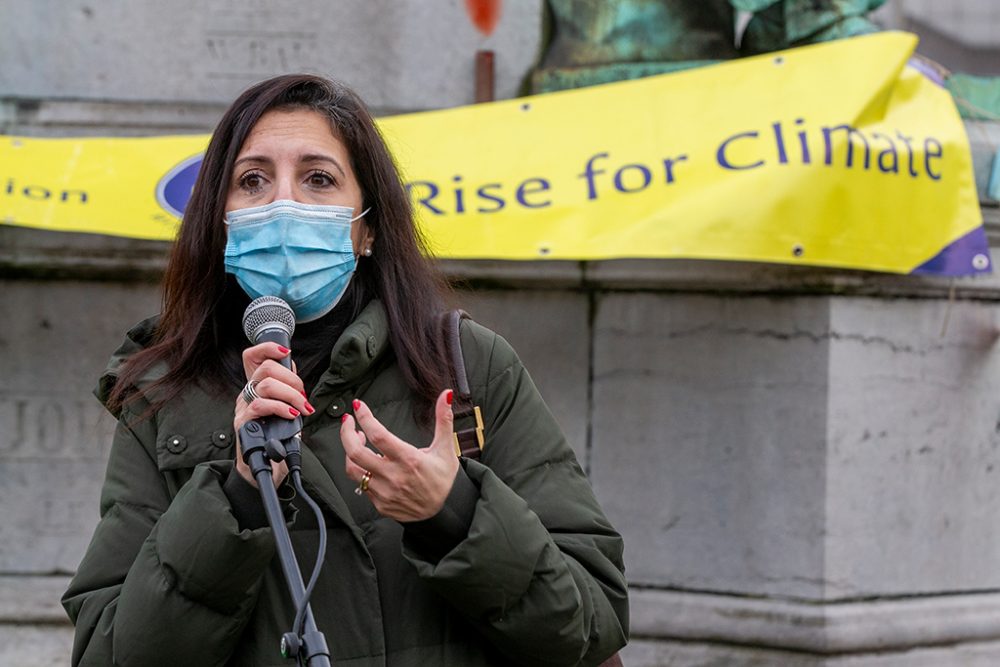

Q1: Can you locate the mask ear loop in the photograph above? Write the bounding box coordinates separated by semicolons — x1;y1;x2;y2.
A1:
349;207;371;223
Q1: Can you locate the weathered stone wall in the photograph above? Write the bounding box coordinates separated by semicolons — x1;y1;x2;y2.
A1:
0;0;542;136
7;233;1000;666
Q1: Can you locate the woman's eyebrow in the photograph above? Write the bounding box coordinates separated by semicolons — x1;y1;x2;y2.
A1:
233;155;272;169
300;153;346;178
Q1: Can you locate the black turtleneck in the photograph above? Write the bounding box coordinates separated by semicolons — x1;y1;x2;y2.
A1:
291;281;373;394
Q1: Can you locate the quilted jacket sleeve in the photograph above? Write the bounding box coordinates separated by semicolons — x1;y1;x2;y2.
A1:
402;323;629;667
61;404;278;667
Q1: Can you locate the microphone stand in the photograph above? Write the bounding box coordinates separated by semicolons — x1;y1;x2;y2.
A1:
239;415;331;667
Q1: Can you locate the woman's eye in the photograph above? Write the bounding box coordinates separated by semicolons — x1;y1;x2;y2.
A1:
307;171;336;188
238;171;265;193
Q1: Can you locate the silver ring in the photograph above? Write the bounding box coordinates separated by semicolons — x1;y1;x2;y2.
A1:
241;379;261;405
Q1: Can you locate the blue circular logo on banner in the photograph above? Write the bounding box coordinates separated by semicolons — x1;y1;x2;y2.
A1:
156;154;203;219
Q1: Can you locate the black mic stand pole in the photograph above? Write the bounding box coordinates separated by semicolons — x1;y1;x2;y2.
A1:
240;418;331;667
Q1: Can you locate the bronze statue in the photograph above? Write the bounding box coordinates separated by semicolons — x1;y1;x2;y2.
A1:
532;0;885;93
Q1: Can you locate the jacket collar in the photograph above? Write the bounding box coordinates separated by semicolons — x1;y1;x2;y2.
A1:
313;298;391;394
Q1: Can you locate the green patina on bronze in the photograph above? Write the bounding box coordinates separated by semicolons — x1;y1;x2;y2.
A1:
734;0;885;53
530;0;885;93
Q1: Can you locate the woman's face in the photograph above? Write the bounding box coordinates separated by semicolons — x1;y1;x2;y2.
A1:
225;108;373;252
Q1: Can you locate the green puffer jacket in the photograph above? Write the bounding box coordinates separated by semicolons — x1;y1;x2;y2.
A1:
63;300;629;666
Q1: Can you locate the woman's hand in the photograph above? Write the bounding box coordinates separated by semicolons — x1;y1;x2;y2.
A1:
234;342;315;488
342;390;460;522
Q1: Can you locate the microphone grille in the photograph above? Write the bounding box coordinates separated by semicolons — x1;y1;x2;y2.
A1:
242;296;296;343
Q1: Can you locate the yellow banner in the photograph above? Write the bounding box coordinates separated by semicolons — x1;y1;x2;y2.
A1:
0;32;988;276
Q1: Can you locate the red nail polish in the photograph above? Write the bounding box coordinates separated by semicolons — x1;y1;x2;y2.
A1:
352;399;361;411
278;346;290;354
289;407;300;417
341;414;349;424
446;389;453;405
305;401;315;414
301;390;308;398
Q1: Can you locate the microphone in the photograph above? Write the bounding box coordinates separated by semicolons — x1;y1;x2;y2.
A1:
243;296;296;371
240;296;301;456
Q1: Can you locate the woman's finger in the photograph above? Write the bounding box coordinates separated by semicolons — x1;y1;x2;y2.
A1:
351;399;413;460
238;396;303;425
344;453;366;482
242;342;291;378
429;389;455;453
248;359;306;395
341;414;388;472
244;376;314;415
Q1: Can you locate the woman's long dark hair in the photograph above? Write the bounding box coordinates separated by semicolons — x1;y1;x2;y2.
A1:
108;74;453;421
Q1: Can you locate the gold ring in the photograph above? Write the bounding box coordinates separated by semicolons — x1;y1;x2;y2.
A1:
354;470;372;495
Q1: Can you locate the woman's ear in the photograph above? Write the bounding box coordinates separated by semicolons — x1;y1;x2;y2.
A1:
358;223;376;257
352;215;375;255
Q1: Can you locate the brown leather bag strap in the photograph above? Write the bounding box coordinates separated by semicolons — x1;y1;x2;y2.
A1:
443;309;472;399
442;309;484;459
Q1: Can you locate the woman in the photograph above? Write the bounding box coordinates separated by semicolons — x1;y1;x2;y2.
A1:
63;74;628;666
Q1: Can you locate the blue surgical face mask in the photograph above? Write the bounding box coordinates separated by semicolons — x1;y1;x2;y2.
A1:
224;199;370;322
